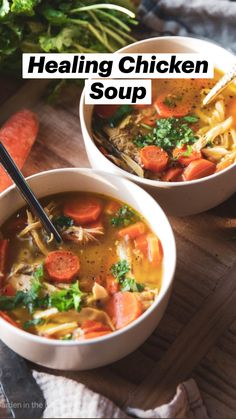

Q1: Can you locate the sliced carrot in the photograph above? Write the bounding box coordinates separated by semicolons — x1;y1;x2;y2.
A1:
2;283;16;296
134;234;148;257
162;167;183;182
64;198;102;225
227;98;236;127
172;146;202;167
104;200;121;215
0;240;9;287
147;233;163;266
94;104;119;119
45;250;80;283
106;292;142;330
0;110;39;192
0;311;21;329
140;145;168;173
118;221;146;240
155;93;190;118
183;159;216;181
106;274;119;295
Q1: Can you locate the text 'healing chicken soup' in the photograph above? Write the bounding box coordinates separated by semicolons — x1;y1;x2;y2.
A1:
92;71;236;181
0;193;163;340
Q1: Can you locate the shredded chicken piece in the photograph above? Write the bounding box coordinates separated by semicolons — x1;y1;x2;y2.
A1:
194;116;233;151
25;210;49;255
39;322;78;337
33;308;59;320
92;282;109;301
62;226;104;243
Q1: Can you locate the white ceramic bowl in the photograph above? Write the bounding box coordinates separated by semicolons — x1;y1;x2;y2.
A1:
0;169;176;370
80;36;236;216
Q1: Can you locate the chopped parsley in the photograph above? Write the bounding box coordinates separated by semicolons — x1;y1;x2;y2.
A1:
49;281;83;312
110;260;144;293
134;116;199;151
111;205;137;227
53;215;74;230
0;266;83;314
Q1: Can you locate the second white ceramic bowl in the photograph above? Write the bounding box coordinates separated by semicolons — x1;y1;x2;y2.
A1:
0;169;176;370
80;36;236;216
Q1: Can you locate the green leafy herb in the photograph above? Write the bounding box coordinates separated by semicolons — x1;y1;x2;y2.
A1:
49;281;83;312
121;278;144;292
182;144;193;157
134;116;199;151
0;1;137;100
24;317;45;329
110;260;144;292
111;205;137;227
182;115;199;123
108;105;132;128
0;267;83;314
111;260;130;280
53;215;74;230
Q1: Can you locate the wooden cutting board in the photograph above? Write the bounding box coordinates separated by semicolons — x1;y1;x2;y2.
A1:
0;79;236;418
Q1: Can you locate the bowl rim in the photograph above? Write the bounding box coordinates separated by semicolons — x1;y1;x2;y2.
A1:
0;167;176;346
80;35;236;188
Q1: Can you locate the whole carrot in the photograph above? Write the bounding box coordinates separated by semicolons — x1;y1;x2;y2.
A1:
0;109;39;192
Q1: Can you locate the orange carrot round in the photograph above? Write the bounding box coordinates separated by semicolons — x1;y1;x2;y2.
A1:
172;146;202;167
162;167;183;182
118;221;146;240
183;159;216;181
106;292;142;330
64;198;102;225
45;250;80;283
140;145;168;173
155;93;190;118
0;110;39;192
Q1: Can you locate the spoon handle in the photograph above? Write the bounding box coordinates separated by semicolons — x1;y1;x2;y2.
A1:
0;142;62;243
202;63;236;106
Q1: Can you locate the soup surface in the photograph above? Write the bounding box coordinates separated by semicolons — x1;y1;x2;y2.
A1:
0;192;163;340
92;71;236;181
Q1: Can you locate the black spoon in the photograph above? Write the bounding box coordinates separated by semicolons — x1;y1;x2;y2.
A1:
0;142;62;243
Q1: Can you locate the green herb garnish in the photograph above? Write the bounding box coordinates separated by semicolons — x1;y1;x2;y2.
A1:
135;116;199;151
121;278;144;292
111;205;137;227
53;215;74;230
111;260;130;280
110;260;144;292
49;281;83;312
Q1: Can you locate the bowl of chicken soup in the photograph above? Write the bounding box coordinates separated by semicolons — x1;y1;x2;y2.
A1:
0;168;176;370
80;36;236;216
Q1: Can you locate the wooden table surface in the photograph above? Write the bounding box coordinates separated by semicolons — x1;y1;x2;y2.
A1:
1;80;236;418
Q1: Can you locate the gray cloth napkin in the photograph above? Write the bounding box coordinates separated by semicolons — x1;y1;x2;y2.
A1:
33;371;209;419
139;0;236;53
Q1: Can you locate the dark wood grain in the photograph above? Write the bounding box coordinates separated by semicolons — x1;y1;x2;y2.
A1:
0;80;236;419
